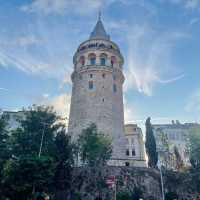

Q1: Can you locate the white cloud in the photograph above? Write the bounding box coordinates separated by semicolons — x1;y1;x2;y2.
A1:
20;0;114;15
168;0;200;9
190;17;200;25
124;25;186;96
124;101;135;124
0;87;9;92
36;93;71;118
185;89;200;112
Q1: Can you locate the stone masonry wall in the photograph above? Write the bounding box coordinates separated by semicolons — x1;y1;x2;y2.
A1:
67;167;200;200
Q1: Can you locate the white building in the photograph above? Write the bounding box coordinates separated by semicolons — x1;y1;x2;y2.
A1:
153;121;199;169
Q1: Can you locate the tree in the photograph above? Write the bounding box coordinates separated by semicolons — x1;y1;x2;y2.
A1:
10;105;63;158
157;129;172;168
145;117;158;168
1;156;55;200
173;146;184;171
0;113;10;197
116;190;131;200
188;126;200;169
78;123;112;166
54;129;75;200
1;105;67;199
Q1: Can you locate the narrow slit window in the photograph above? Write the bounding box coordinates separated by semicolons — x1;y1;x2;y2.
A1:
113;84;117;93
132;149;136;156
126;149;129;156
89;81;93;89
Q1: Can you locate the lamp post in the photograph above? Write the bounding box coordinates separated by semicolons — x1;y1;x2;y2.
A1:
158;160;165;200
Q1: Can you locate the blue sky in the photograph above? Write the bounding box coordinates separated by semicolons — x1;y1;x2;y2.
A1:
0;0;200;127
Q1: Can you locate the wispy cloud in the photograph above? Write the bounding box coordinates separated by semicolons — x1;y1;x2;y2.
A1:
35;93;71;118
0;25;73;79
20;0;115;15
0;87;9;92
185;89;200;113
123;25;187;96
168;0;200;9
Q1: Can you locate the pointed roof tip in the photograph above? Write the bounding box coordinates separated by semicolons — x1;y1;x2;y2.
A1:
89;13;110;40
98;11;101;21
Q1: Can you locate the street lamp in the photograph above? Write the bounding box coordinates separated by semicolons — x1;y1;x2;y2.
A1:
158;160;165;200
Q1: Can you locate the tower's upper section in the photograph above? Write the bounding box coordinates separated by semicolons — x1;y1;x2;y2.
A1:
73;15;124;74
89;14;110;40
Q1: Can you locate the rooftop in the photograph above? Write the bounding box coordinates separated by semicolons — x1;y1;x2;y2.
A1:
89;13;110;40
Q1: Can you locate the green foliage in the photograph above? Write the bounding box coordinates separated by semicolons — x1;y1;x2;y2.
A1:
131;187;143;200
54;129;74;192
78;123;112;166
117;190;131;200
145;117;158;168
188;126;200;169
10;105;63;158
0;105;74;199
174;146;184;171
165;192;178;200
0;114;11;197
0;114;10;167
1;156;55;200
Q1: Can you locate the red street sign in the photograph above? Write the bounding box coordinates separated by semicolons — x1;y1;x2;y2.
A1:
106;176;115;187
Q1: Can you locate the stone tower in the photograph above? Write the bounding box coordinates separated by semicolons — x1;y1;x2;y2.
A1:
68;15;126;165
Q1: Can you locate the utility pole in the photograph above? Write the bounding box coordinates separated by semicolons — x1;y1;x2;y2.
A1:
38;122;49;158
158;161;165;200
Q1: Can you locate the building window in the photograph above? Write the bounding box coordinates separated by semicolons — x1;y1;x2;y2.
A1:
132;149;136;156
111;56;116;67
90;57;96;65
100;53;107;66
113;84;117;93
79;56;85;66
89;81;93;89
102;98;104;102
90;74;93;78
125;162;130;166
126;149;129;156
88;53;96;65
102;73;105;78
100;58;106;65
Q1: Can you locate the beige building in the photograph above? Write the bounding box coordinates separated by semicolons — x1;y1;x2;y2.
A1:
124;124;147;167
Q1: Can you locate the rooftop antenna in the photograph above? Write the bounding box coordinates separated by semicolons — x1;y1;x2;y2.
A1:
98;11;101;21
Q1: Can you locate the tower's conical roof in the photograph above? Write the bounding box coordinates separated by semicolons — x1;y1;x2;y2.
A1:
89;14;110;40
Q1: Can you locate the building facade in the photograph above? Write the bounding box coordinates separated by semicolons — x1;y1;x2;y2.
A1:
68;16;146;166
153;121;199;170
68;16;126;165
124;124;146;167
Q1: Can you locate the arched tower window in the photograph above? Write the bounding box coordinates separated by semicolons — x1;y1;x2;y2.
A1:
79;56;85;66
100;53;107;66
111;56;117;67
88;53;96;65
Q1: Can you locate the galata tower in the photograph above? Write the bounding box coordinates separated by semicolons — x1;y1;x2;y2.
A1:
68;15;126;165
